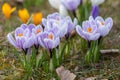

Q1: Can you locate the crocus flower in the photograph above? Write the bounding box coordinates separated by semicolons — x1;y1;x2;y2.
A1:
7;26;35;54
91;5;99;19
32;25;43;48
20;24;41;48
33;12;43;25
38;31;60;55
95;16;113;37
63;16;77;39
76;16;100;41
60;0;81;11
18;8;30;23
2;3;16;19
48;0;68;17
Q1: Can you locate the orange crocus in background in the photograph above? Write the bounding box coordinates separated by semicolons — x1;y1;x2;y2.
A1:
18;8;30;23
2;3;16;19
33;12;43;25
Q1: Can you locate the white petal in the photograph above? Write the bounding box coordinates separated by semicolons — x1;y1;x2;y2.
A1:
7;33;18;47
48;0;61;9
59;5;68;17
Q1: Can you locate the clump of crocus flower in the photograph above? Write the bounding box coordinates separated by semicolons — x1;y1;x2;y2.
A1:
42;12;77;39
7;13;61;71
18;8;30;23
33;12;43;25
2;3;16;19
7;10;113;74
76;16;113;63
17;24;44;52
42;12;77;71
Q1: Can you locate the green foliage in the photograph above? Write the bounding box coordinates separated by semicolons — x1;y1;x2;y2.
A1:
24;0;45;8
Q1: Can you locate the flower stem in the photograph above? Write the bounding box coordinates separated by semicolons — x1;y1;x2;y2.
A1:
34;45;39;55
22;48;28;55
49;49;53;59
72;10;76;18
98;36;102;45
88;41;91;49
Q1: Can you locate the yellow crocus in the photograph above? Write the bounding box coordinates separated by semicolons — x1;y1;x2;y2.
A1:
18;8;30;23
2;3;16;19
33;12;43;25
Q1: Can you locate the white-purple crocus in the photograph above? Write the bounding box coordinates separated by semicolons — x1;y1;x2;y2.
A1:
95;16;113;37
20;24;42;48
63;16;77;39
76;16;100;41
76;16;113;41
7;26;35;54
32;25;43;49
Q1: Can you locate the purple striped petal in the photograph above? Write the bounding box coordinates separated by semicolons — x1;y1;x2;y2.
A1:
76;25;86;39
7;33;18;48
44;39;54;49
105;17;113;30
23;35;35;49
20;24;28;29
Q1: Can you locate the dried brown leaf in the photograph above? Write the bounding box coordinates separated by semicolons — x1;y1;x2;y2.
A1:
56;66;76;80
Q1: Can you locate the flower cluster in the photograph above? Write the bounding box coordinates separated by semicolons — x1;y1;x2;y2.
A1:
42;13;77;39
76;16;113;63
76;16;113;41
7;12;77;56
